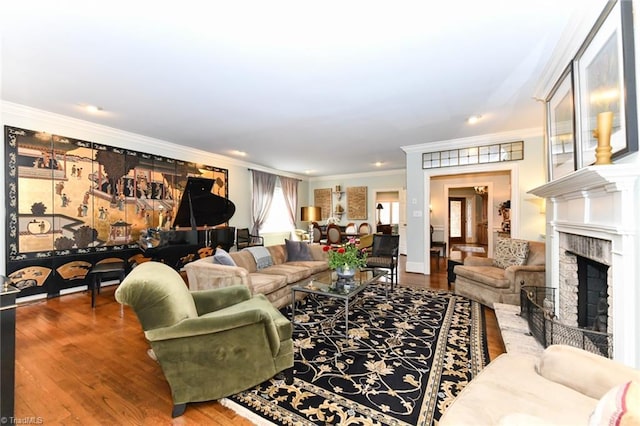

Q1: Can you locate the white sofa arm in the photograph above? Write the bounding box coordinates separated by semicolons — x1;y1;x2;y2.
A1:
184;258;251;291
536;345;640;400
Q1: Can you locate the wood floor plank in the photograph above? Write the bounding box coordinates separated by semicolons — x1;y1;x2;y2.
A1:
13;255;505;424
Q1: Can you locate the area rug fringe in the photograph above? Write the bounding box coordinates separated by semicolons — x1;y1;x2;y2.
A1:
220;397;278;426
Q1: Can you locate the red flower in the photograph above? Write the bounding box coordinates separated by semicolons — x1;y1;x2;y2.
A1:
337;247;345;254
322;245;331;252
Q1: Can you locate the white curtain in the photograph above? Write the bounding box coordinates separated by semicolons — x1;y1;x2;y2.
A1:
279;176;299;228
250;170;277;235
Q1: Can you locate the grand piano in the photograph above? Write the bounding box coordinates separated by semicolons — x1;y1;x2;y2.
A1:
139;177;236;269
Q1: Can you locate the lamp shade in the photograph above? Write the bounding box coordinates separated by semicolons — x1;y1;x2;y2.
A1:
376;203;383;210
301;206;321;222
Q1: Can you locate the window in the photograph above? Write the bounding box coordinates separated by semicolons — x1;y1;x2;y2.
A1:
378;201;399;225
260;183;294;233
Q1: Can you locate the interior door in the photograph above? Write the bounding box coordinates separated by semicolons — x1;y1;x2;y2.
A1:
449;197;466;245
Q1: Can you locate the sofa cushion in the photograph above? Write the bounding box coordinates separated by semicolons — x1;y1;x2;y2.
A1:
286;260;329;274
493;238;530;269
231;250;259;273
589;381;640;426
259;264;312;284
454;265;511;288
285;239;313;261
248;273;288;296
213;247;236;266
439;352;598;425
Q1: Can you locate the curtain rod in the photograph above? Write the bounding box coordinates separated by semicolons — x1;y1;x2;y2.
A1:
247;168;302;182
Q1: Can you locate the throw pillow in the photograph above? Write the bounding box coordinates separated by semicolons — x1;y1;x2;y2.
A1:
493;238;530;269
589;381;640;426
285;239;313;261
213;247;236;266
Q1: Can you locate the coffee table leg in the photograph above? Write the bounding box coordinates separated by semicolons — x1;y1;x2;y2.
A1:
345;299;349;336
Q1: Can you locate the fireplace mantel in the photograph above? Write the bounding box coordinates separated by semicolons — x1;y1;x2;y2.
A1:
527;163;640;368
528;164;640;199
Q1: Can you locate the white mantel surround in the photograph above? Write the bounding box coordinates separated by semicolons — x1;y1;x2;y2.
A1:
529;164;640;368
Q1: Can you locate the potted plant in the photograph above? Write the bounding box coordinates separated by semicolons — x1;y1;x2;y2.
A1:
323;239;368;284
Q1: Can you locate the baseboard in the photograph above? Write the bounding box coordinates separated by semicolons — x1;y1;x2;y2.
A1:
405;261;424;274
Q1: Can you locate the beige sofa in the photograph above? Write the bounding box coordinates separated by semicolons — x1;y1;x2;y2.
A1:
440;344;640;425
453;239;545;307
184;243;329;308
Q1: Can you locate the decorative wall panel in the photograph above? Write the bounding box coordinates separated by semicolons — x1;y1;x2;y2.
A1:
346;186;367;219
314;188;332;220
4;125;228;298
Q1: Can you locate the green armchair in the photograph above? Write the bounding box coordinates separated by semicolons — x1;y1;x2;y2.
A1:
114;261;294;417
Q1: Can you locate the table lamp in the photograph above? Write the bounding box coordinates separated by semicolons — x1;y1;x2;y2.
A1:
301;206;321;244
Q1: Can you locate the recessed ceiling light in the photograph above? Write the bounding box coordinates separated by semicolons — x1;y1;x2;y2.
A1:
231;150;247;157
467;115;482;124
84;105;103;113
375;162;383;167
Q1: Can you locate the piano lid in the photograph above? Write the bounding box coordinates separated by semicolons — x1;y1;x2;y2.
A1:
172;177;235;229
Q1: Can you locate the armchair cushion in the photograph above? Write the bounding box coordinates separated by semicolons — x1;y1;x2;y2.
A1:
115;262;198;331
213;247;236;266
285;238;313;261
191;285;251;314
493;238;530;269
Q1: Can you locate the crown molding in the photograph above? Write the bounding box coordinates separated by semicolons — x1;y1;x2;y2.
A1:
307;168;406;182
1;101;307;181
401;127;542;154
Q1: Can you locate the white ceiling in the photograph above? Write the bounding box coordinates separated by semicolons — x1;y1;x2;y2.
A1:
1;1;605;176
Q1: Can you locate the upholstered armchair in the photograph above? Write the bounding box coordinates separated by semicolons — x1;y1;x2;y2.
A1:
453;239;546;307
114;262;294;417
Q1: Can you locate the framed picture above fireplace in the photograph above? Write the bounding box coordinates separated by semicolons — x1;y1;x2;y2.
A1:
546;64;576;181
573;0;638;168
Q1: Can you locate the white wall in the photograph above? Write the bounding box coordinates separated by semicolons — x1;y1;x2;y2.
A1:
305;170;406;229
403;129;548;274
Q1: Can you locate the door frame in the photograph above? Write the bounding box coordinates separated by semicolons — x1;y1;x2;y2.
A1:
444;183;494;252
424;162;519;275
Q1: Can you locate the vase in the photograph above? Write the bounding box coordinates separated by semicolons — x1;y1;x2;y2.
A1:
335;265;356;283
595;111;613;165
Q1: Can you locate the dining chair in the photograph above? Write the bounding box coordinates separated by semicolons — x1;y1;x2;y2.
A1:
345;222;357;234
358;222;372;235
326;223;342;245
312;222;322;243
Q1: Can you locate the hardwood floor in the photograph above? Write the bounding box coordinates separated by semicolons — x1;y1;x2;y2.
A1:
13;255;505;424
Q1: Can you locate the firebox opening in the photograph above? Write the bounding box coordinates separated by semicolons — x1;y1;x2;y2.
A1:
576;255;609;332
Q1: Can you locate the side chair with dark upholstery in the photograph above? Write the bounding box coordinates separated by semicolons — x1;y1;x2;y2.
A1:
365;234;400;288
236;227;264;250
115;261;294;417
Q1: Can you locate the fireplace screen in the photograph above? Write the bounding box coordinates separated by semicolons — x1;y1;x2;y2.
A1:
521;287;612;358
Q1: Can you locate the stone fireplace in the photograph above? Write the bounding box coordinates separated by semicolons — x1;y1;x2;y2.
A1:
529;164;640;367
558;233;611;333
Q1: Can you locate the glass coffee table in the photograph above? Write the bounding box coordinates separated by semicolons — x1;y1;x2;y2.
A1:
290;268;388;335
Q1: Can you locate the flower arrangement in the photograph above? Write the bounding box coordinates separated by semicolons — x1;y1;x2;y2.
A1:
323;239;367;270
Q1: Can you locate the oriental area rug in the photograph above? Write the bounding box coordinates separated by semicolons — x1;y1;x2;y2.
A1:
221;286;489;426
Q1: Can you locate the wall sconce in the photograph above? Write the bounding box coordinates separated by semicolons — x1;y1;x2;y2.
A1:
376;203;383;225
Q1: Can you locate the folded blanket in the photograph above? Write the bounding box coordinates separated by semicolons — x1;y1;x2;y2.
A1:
245;246;273;270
